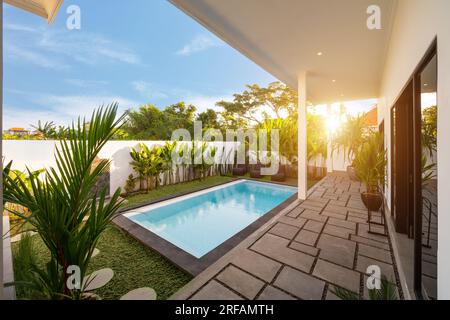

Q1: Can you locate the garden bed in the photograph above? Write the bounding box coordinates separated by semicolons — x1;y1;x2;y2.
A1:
11;175;239;300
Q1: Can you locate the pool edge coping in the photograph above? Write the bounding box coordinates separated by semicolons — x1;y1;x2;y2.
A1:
113;178;298;276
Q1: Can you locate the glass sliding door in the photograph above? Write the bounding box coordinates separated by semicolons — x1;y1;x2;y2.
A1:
418;52;438;299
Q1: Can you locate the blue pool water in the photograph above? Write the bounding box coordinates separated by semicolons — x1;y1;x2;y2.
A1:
128;180;297;258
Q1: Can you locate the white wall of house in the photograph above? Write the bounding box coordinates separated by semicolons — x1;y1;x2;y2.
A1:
2;140;238;196
377;0;450;299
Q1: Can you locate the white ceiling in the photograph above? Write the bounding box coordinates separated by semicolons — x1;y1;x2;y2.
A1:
170;0;397;104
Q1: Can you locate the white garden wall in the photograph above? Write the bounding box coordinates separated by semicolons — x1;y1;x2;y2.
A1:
2;140;238;196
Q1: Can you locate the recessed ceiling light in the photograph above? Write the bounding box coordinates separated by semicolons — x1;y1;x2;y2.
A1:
332;79;336;83
317;52;323;56
424;83;428;86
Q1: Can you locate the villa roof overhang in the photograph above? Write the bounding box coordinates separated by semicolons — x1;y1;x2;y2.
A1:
5;0;63;23
170;0;397;105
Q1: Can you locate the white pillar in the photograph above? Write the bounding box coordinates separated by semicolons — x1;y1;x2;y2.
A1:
326;105;333;173
298;72;307;200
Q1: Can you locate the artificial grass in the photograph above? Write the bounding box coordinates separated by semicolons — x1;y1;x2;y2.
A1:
11;175;237;300
12;226;192;300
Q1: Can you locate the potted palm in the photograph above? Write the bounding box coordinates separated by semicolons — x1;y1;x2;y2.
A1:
353;132;387;211
332;115;367;181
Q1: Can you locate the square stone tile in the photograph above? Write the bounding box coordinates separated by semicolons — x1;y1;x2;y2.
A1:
327;217;356;231
350;235;390;251
313;259;360;293
329;199;348;207
294;229;319;246
299;203;324;211
191;280;243;300
317;233;356;268
289;241;319;256
274;266;325;300
322;210;347;220
303;220;325;233
358;243;392;264
323;224;351;239
347;200;366;210
356;255;395;280
216;265;265;299
231;249;282;282
269;222;299;239
357;224;388;243
286;207;304;218
257;286;296;300
347;215;367;224
278;215;307;228
300;210;328;223
251;233;315;273
324;204;349;215
302;199;327;209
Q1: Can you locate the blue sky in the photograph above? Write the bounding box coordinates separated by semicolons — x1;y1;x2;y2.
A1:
3;0;277;129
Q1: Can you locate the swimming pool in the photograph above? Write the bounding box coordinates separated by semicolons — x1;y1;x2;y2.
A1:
125;180;297;258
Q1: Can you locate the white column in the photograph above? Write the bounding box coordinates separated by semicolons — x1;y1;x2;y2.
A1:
326;104;333;173
298;72;307;200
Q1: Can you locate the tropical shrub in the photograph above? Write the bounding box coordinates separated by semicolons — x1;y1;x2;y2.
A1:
3;104;126;299
124;174;137;195
332;115;368;165
331;276;398;300
353;131;387;193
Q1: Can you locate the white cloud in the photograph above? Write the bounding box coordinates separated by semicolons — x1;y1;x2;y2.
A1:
37;30;141;65
4;23;37;33
131;81;169;99
5;44;70;70
3;94;141;129
176;34;223;56
183;94;232;113
64;78;108;88
5;23;141;69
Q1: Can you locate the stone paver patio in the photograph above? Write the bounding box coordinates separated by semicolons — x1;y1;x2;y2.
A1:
172;172;403;300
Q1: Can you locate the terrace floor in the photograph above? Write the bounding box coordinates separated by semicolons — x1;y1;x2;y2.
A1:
172;172;403;300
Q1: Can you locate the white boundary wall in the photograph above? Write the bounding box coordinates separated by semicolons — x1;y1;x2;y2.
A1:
2;140;238;196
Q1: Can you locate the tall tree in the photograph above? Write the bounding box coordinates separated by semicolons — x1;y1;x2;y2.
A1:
196;108;220;129
216;81;297;127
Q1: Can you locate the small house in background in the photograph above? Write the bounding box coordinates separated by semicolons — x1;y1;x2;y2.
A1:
5;128;30;136
362;106;378;131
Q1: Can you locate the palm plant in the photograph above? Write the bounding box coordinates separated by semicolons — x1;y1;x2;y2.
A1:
422;152;436;188
331;276;398;300
3;104;126;299
353;131;387;193
307;114;327;178
161;141;177;185
130;143;165;192
130;145;147;191
31;120;56;139
332;115;367;165
422;105;437;158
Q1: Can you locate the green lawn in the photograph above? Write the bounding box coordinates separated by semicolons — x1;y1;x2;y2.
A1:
12;226;192;300
121;175;235;210
11;175;237;300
